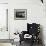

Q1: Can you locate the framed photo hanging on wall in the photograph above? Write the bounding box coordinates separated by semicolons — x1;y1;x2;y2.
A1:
14;9;27;20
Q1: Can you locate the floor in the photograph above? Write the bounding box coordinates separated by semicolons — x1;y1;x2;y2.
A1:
0;43;12;46
0;43;43;46
19;41;43;46
0;41;43;46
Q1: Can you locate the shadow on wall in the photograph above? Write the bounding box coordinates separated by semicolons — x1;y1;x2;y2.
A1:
40;25;45;46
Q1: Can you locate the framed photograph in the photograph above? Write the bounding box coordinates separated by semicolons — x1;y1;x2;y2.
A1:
14;9;27;20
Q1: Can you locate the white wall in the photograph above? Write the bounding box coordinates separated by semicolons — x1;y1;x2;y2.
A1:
8;0;46;45
0;2;9;39
0;0;46;46
0;0;8;3
0;0;14;46
0;4;8;29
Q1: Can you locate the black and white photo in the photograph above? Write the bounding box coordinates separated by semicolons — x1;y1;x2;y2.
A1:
14;9;27;20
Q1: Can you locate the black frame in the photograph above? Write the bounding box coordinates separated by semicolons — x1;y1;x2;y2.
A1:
14;9;27;20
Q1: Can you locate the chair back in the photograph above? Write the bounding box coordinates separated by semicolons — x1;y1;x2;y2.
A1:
27;23;40;35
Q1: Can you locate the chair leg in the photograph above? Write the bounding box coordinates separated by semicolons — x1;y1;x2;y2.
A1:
30;39;34;46
20;41;21;45
30;41;34;46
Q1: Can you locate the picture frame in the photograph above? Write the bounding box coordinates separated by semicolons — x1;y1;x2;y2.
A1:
14;9;27;20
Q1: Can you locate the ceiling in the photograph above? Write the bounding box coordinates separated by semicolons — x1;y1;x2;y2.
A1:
0;0;46;4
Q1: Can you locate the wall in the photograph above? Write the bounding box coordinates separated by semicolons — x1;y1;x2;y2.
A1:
8;0;46;45
0;4;9;39
0;0;8;3
0;0;14;46
0;0;46;46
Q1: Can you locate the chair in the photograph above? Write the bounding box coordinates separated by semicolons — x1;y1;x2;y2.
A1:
19;23;40;46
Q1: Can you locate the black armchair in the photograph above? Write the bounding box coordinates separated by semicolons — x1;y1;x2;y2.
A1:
19;23;40;45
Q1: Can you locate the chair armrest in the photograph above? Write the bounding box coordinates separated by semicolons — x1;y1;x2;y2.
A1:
22;31;28;35
19;31;27;41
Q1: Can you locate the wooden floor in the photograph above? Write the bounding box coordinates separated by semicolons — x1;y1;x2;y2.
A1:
19;41;43;46
0;39;14;43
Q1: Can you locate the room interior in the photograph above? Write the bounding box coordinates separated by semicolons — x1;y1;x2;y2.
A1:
0;0;46;46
